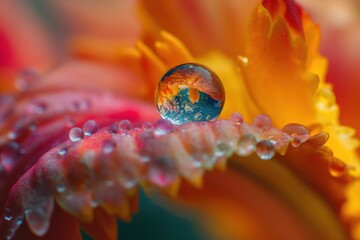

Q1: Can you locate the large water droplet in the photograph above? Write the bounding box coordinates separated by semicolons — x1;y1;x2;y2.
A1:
118;165;138;189
25;198;54;236
256;140;275;160
328;158;347;177
82;120;98;136
155;63;225;124
148;156;177;187
69;127;84;142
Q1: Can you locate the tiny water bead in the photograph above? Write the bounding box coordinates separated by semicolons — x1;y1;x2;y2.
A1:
155;63;225;124
69;127;84;142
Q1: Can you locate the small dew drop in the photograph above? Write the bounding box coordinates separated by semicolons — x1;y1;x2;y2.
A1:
118;166;138;189
102;139;116;155
148;156;177;187
253;114;272;130
256;140;275;160
69;127;84;142
108;122;118;134
229;113;244;125
15;69;39;91
56;184;66;193
4;208;13;221
154;119;173;136
328;159;347;177
28;101;47;115
237;135;257;156
118;120;132;133
82;120;98;136
57;148;67;156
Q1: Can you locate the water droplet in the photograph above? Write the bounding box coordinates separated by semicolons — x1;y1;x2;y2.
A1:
25;199;54;236
15;69;39;91
118;120;132;133
256;140;275;160
0;142;20;166
118;165;138;189
283;123;309;147
148;156;177;187
28;101;47;115
154;119;173;136
57;148;67;156
229;113;244;125
253;114;272;130
328;158;347;177
4;208;12;221
102;139;116;155
142;121;154;130
82;120;98;136
237;135;257;156
69;127;84;142
155;63;225;124
56;184;66;193
109;122;118;134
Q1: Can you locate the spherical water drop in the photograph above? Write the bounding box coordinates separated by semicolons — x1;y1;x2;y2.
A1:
118;120;132;133
118;165;138;189
82;120;98;136
282;123;310;147
256;140;275;160
154;119;173;136
237;135;257;156
102;139;116;155
328;158;347;177
69;127;84;142
57;148;67;156
253;114;272;130
148;156;177;187
229;113;244;125
155;63;225;124
109;122;118;134
4;208;13;221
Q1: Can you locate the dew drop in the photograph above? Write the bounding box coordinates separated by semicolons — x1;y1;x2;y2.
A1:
118;165;138;189
56;184;66;193
57;148;67;156
148;156;177;187
69;127;84;142
102;139;116;155
109;122;118;134
237;135;257;156
154;119;173;136
229;113;244;125
28;101;47;115
118;120;132;133
253;114;272;130
283;123;309;147
155;63;225;124
256;140;275;160
15;69;39;91
328;158;347;177
4;208;13;221
82;120;98;136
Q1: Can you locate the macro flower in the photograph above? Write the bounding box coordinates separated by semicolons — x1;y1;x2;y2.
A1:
0;0;359;240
